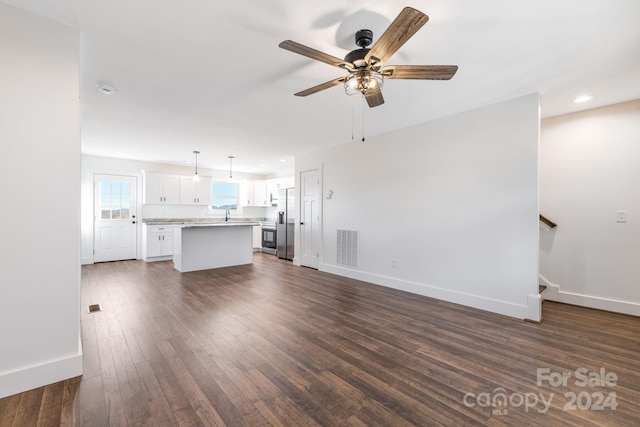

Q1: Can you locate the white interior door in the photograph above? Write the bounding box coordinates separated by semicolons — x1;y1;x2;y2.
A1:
300;169;320;269
94;174;137;262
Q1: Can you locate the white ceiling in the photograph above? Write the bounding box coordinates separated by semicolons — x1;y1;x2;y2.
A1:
4;0;640;175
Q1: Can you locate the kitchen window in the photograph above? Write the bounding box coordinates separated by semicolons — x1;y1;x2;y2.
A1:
211;182;238;210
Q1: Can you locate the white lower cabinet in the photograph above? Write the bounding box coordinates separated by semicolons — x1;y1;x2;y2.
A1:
143;224;174;261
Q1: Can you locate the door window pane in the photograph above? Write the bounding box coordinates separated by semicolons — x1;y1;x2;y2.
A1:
98;179;132;220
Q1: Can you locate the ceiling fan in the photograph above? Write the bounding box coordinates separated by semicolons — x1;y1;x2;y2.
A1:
279;7;458;108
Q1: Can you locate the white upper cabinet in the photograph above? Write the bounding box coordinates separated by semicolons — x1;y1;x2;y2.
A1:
144;172;213;206
253;180;268;207
179;176;212;206
143;173;180;204
267;176;295;205
244;180;268;207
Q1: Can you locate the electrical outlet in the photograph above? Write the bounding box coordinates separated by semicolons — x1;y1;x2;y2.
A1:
616;211;627;223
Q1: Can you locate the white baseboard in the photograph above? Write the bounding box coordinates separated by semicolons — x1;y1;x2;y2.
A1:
143;255;172;262
540;274;640;317
81;256;93;265
0;353;83;399
320;263;539;320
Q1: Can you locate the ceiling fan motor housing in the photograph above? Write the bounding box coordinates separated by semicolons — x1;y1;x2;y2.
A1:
355;29;373;48
345;29;373;67
344;48;370;65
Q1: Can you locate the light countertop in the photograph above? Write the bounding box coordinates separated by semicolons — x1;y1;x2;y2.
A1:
179;222;260;229
142;218;265;226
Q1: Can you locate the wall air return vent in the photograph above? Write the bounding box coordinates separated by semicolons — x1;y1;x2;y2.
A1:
337;230;358;268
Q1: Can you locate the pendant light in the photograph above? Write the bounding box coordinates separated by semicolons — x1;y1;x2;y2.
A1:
192;150;200;181
228;155;234;180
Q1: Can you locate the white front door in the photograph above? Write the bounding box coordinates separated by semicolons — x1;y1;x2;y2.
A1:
300;169;320;269
94;174;137;262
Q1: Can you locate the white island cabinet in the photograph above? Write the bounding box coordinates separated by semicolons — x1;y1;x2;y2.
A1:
173;223;258;272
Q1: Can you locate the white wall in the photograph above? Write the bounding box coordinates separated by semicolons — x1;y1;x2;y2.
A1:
0;4;82;398
81;154;274;264
540;99;640;316
296;94;541;320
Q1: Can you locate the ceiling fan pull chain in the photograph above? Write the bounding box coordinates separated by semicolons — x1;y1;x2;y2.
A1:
351;98;355;140
361;95;365;141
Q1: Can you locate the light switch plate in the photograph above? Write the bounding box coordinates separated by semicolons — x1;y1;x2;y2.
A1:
616;211;627;223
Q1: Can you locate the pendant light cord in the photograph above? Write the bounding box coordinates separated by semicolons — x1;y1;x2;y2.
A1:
192;150;200;181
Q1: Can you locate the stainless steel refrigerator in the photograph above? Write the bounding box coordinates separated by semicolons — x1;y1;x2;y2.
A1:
276;188;295;260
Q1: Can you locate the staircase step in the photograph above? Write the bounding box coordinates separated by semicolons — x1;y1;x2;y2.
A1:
539;285;547;294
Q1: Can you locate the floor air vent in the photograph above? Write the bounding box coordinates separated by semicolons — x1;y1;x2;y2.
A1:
337;230;358;268
88;304;102;313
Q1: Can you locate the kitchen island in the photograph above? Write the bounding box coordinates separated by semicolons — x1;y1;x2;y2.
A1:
173;222;259;272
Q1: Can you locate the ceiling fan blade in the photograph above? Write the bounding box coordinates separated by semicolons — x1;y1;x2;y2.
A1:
381;65;458;80
364;86;384;108
294;76;346;97
365;7;429;65
279;40;351;69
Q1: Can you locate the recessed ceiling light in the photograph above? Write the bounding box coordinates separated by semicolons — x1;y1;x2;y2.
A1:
574;95;592;103
97;83;116;95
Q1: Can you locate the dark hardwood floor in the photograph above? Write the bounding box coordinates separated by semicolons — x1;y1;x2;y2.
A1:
1;253;639;426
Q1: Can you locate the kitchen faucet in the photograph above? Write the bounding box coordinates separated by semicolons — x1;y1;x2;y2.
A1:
225;209;230;222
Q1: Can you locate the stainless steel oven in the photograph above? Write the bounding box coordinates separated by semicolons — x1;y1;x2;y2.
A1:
261;221;277;255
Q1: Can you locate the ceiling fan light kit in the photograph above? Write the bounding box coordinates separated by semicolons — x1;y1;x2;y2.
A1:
279;6;458;108
344;70;383;96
